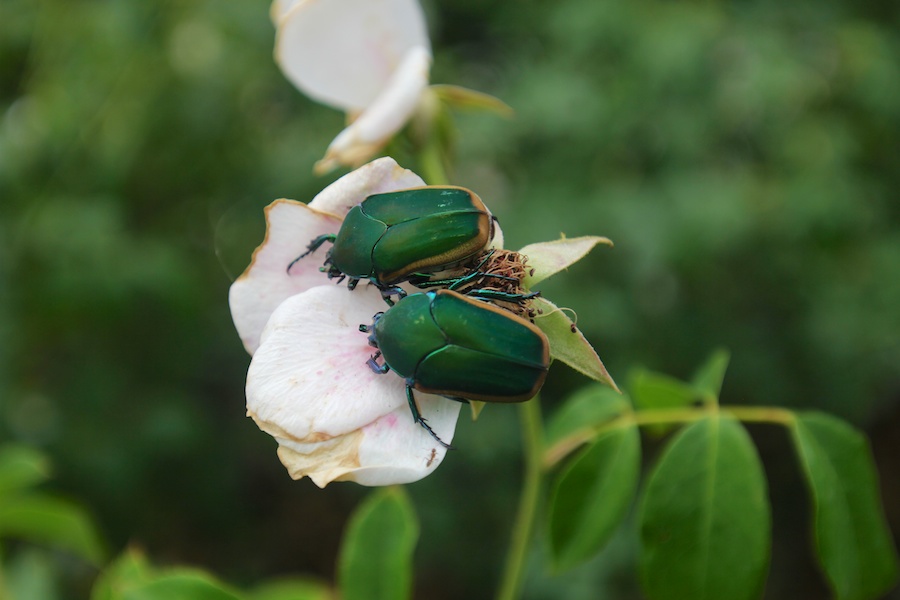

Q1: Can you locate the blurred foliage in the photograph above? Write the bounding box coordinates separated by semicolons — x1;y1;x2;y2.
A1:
1;0;898;599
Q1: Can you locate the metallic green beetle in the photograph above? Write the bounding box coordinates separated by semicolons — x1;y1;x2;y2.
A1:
289;186;517;303
359;289;550;447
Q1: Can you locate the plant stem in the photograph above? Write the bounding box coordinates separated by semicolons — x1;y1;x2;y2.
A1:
543;404;797;469
497;398;545;600
418;136;449;185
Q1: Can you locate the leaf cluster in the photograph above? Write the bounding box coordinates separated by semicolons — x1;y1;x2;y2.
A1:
544;352;899;600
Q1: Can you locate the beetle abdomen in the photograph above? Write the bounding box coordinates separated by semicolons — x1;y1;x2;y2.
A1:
373;212;489;283
414;345;548;402
373;290;549;404
363;186;493;284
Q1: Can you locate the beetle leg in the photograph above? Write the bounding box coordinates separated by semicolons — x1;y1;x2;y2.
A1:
406;387;453;450
286;234;336;273
469;289;541;303
413;270;518;292
347;278;360;291
445;270;518;291
366;351;390;374
358;321;381;347
379;286;406;306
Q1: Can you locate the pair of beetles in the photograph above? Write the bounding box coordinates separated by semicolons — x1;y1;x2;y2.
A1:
291;186;550;448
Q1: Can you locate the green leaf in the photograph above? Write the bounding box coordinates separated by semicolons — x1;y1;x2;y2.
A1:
791;412;899;600
629;368;699;436
629;367;698;411
691;348;731;402
639;416;771;600
431;84;514;117
338;487;419;600
6;548;62;600
543;385;630;466
519;236;613;288
546;385;631;447
91;549;154;600
0;493;107;565
118;572;244;600
548;423;640;570
250;577;333;600
0;444;51;496
532;297;618;390
91;549;245;600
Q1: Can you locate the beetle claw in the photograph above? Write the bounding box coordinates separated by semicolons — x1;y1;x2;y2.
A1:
366;352;389;374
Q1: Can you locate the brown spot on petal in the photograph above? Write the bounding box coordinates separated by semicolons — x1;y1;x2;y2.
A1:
426;447;437;467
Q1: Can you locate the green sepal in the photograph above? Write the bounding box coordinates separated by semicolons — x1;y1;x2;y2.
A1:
431;84;514;117
532;297;618;391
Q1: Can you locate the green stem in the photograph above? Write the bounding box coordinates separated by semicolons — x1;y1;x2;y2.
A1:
543;404;797;469
0;543;10;600
418;136;449;185
497;398;545;600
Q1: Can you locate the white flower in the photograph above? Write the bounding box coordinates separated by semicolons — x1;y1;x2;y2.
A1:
229;157;617;486
230;157;460;487
272;0;431;173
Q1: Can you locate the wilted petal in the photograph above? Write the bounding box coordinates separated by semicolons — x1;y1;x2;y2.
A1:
520;236;614;288
275;0;430;111
315;46;431;173
308;156;425;216
229;200;342;354
248;286;459;486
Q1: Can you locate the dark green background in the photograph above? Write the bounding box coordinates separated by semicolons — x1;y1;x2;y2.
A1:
2;0;897;598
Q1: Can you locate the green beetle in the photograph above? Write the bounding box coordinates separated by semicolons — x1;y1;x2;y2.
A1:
359;289;550;447
290;186;510;303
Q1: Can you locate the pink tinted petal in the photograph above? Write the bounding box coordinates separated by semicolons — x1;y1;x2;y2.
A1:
247;286;400;439
347;396;457;485
308;157;425;217
247;285;460;486
315;47;431;173
275;0;429;111
229;200;342;354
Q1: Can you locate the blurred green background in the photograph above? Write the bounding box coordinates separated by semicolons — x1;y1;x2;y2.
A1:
1;0;898;598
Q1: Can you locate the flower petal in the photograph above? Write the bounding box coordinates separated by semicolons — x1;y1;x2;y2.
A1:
308;156;425;217
247;285;459;486
520;236;614;288
315;46;431;173
270;0;303;24
229;200;343;354
275;0;430;111
230;159;427;354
